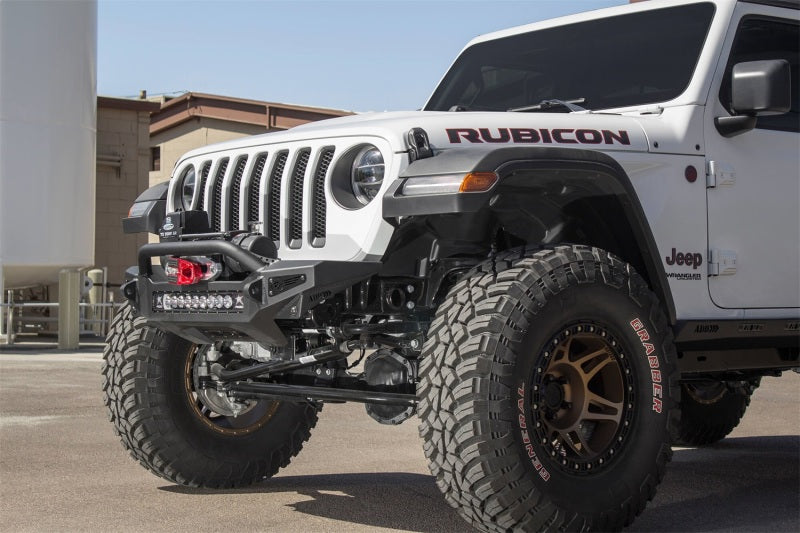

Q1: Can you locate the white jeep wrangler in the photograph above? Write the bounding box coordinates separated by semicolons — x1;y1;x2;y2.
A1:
103;0;799;530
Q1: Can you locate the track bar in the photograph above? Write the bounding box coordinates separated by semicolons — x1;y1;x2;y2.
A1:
228;382;417;407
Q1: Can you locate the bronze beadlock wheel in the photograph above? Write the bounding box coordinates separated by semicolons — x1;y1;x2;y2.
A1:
530;323;633;473
184;345;279;437
683;381;727;405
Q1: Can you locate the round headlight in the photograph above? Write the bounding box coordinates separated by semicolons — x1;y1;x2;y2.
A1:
179;166;196;210
351;146;384;205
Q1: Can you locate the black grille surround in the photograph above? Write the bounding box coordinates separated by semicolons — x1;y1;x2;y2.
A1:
288;149;311;249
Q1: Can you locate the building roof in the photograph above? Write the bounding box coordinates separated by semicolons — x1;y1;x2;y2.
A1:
149;92;354;136
97;96;161;113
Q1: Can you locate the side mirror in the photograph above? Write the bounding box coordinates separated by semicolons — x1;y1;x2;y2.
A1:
715;59;792;137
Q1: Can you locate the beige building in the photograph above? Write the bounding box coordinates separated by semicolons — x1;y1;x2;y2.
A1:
149;92;353;187
95;96;160;292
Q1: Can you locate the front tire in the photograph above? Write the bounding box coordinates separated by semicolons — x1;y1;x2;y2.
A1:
418;245;680;531
102;303;320;487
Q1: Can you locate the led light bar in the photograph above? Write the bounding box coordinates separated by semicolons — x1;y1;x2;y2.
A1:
153;291;245;313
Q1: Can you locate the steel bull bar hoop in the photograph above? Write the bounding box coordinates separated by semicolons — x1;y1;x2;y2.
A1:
138;241;267;275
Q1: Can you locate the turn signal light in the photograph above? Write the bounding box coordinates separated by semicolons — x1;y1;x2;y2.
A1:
459;172;499;193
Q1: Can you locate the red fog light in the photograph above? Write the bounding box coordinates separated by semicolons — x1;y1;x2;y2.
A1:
166;257;204;286
177;259;203;285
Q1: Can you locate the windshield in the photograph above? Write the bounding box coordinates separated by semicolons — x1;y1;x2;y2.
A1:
425;3;716;112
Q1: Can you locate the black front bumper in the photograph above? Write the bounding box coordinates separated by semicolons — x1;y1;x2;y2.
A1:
126;241;379;346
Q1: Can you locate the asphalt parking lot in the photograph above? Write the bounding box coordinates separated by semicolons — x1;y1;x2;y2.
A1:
1;346;798;533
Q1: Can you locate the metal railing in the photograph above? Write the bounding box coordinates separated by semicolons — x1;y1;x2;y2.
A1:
1;290;124;346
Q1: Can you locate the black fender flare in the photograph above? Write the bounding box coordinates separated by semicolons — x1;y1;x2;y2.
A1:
382;147;675;323
122;181;169;234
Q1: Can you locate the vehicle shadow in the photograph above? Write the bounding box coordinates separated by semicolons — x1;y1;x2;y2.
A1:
630;435;799;532
161;436;798;532
161;471;467;532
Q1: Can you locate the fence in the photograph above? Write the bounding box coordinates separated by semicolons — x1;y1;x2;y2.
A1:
0;290;124;346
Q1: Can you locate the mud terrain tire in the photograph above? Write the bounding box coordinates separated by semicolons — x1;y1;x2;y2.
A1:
676;379;760;446
102;303;320;487
418;245;680;532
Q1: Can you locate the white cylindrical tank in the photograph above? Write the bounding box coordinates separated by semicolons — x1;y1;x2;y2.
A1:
0;0;97;291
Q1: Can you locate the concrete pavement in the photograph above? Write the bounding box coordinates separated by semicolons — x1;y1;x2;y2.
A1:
1;348;797;532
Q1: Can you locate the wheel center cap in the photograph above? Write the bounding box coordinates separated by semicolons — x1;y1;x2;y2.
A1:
543;380;565;410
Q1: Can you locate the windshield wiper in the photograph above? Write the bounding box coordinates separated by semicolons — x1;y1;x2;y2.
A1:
508;98;588;113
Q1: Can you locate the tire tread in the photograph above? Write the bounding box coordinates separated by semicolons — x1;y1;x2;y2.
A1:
101;303;318;488
418;245;680;532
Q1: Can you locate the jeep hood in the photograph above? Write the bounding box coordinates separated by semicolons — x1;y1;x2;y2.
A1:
178;110;659;163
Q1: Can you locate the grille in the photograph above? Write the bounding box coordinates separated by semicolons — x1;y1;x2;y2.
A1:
268;151;288;241
182;145;336;250
311;148;334;246
211;158;229;232
197;161;211;211
247;153;268;224
288;150;311;248
229;156;248;231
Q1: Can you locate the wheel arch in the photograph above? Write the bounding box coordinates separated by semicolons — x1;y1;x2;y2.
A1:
383;147;676;323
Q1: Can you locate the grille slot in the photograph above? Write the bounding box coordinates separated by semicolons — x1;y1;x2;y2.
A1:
197;161;211;211
247;153;268;226
268;151;289;242
228;156;248;231
288;149;311;248
211;158;229;232
311;147;334;247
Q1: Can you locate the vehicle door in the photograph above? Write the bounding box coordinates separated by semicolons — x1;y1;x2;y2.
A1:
704;3;799;309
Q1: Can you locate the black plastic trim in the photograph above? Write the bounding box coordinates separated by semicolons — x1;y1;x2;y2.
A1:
133;181;169;203
122;182;169;234
674;319;800;351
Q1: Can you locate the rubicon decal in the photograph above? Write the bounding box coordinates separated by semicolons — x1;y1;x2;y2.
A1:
446;127;631;145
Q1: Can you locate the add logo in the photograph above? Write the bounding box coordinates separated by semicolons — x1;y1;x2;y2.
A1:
665;248;702;270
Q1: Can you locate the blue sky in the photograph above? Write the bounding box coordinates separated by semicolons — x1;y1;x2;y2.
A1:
98;0;625;112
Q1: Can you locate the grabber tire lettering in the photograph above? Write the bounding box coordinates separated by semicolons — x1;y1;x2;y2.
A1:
418;245;680;532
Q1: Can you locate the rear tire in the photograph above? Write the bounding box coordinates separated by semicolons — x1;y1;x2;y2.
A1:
418;245;679;531
102;302;320;487
676;379;759;446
